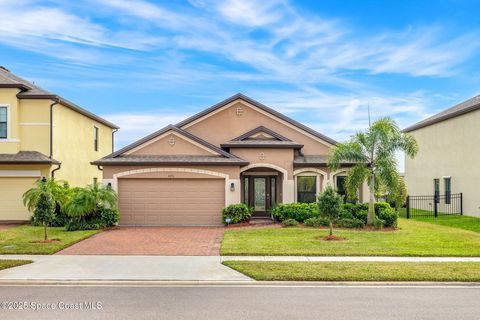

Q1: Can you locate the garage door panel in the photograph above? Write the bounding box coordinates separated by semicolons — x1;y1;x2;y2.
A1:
118;178;224;226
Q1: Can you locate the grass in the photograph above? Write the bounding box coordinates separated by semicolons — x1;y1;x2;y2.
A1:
0;259;33;270
0;225;100;254
221;219;480;256
411;215;480;233
223;261;480;281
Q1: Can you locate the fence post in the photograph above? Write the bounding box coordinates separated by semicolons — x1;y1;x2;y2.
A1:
434;196;438;218
406;196;410;219
460;193;463;216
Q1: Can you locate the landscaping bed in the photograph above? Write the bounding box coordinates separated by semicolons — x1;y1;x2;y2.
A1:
221;219;480;256
0;225;100;254
223;261;480;281
0;259;33;270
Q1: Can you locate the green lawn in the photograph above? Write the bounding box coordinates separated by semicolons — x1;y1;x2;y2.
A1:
411;215;480;233
221;219;480;256
223;261;480;281
0;259;33;270
0;226;100;254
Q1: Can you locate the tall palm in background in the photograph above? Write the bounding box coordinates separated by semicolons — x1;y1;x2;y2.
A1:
328;117;418;225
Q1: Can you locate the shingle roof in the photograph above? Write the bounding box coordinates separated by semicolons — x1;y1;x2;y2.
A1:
293;155;355;167
221;140;303;148
176;93;337;146
92;155;248;166
0;151;60;164
231;125;292;141
0;66;118;129
403;94;480;132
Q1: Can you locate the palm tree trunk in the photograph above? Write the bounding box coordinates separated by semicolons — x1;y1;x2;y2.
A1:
367;173;375;225
43;222;48;241
329;221;333;236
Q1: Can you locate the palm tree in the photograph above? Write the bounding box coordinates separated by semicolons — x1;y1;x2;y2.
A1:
328;117;418;225
23;178;69;213
65;183;117;219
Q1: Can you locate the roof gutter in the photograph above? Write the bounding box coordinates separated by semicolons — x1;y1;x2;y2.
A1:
49;99;60;158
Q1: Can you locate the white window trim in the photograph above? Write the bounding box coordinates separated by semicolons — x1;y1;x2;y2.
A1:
0;104;11;141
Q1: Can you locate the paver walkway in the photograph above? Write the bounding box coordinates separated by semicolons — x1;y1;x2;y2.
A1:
57;227;225;256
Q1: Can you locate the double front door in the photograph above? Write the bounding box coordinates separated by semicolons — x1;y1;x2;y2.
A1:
243;176;277;217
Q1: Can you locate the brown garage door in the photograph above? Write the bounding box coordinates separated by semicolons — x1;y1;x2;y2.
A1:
118;178;225;226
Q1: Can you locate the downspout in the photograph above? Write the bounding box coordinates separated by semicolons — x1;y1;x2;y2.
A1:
51;163;61;178
112;128;118;153
49;98;60;179
49;99;59;158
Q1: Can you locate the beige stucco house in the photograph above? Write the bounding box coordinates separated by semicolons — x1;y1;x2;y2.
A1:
94;94;368;226
0;66;118;221
404;94;480;217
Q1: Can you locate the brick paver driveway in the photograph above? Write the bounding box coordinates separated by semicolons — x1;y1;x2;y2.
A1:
57;227;225;256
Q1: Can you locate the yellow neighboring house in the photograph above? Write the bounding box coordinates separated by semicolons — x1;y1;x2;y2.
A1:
0;66;118;222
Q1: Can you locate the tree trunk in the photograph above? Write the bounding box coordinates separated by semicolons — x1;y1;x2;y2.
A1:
367;173;376;225
44;222;48;241
329;221;333;236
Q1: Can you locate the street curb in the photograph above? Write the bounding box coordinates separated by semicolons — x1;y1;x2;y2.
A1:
0;280;479;287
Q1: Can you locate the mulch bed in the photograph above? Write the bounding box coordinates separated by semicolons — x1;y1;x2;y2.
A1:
317;235;347;241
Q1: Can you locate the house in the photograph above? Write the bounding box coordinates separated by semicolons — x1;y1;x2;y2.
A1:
94;94;368;226
0;66;118;222
404;94;480;217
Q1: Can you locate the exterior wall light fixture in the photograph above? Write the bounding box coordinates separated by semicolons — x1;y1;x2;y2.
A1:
230;182;235;192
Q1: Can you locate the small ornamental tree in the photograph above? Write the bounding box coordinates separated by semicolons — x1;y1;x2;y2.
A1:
34;191;56;240
317;186;344;236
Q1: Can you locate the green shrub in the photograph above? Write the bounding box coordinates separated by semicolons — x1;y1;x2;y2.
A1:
65;219;104;231
100;208;119;227
337;218;365;229
304;217;330;228
377;206;398;227
339;208;354;220
340;202;397;227
222;204;252;224
272;203;319;222
373;217;385;230
282;219;299;227
374;202;391;214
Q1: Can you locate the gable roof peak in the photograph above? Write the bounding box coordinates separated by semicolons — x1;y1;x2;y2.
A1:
232;125;292;141
175;93;337;146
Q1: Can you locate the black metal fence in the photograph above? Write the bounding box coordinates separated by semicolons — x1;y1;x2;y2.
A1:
405;193;463;218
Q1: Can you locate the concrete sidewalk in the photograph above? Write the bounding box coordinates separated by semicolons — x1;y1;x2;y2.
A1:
221;256;480;262
0;255;253;281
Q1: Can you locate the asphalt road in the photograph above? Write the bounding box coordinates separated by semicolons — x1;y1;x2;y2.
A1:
0;284;479;320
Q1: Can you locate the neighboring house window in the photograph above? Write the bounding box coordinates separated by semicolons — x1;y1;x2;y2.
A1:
336;176;347;198
434;179;440;203
444;177;451;204
0;106;7;139
94;126;99;151
297;176;317;203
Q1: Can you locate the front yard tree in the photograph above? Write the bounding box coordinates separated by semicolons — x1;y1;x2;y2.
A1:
328;117;418;225
34;191;56;240
318;186;343;236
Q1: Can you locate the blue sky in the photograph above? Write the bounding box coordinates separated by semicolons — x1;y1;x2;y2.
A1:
1;0;480;169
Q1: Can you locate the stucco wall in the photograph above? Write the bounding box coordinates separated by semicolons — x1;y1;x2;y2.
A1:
182;100;332;155
230;148;294;178
52;102;113;187
128;132;214;156
405;109;480;217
